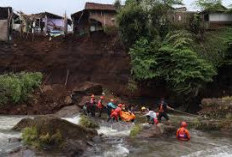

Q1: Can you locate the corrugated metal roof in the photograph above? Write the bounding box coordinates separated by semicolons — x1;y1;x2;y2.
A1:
85;2;116;11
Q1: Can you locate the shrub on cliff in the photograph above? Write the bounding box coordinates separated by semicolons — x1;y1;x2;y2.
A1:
130;31;216;96
22;127;63;149
0;72;43;105
79;115;99;129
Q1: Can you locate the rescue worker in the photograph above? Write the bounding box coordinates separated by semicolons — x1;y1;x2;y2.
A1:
110;104;123;122
176;121;190;141
107;99;117;121
97;96;104;117
141;106;148;113
157;98;174;122
88;94;96;117
144;108;158;125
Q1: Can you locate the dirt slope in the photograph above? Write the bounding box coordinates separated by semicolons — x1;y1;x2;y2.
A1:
0;32;130;94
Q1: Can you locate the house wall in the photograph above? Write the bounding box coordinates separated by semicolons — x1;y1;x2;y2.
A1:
0;19;9;41
42;18;64;32
73;12;90;35
209;13;232;23
89;11;116;27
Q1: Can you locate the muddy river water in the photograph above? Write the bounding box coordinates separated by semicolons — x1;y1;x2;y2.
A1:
0;115;232;157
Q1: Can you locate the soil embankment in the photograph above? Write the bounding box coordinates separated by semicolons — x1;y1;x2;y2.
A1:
0;32;131;114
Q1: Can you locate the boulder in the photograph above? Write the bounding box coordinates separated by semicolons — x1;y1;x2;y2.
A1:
55;105;80;117
12;118;34;131
73;82;103;96
13;115;97;140
12;115;98;156
135;123;176;138
64;96;73;105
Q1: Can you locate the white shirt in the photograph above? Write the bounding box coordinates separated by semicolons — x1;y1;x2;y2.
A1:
145;111;157;119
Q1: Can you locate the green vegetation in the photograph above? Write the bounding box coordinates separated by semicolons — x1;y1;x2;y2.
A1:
22;127;63;149
130;124;142;138
0;72;42;106
117;0;232;98
195;0;225;11
79;115;99;129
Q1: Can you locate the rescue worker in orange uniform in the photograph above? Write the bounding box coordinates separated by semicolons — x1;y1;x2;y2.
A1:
110;104;123;122
157;98;174;122
97;96;104;117
176;121;190;141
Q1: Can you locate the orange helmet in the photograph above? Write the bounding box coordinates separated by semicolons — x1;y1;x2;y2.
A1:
100;96;104;99
181;121;187;128
91;94;95;98
118;104;123;108
110;99;114;102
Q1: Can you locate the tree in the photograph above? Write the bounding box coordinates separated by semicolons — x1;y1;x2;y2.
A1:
114;0;122;11
129;31;216;96
195;0;224;11
117;2;150;47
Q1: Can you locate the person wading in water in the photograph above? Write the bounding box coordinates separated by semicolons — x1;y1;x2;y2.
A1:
157;98;174;122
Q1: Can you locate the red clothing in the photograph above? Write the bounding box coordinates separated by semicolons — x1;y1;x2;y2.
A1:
110;107;122;121
97;100;103;109
176;127;190;141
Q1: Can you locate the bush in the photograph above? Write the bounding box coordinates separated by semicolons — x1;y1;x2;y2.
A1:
130;31;216;96
22;127;38;145
22;127;63;149
130;124;142;138
0;72;42;106
79;115;99;129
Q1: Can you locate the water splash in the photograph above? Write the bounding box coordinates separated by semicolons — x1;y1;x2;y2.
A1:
103;144;130;157
62;115;81;125
182;145;232;157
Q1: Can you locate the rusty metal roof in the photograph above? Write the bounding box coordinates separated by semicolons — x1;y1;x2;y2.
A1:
85;2;116;11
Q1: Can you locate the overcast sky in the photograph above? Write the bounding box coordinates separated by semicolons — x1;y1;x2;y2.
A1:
0;0;231;17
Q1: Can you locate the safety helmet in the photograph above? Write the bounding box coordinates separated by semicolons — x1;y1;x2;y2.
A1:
181;121;187;128
100;96;104;99
118;104;123;108
91;94;95;98
141;106;146;110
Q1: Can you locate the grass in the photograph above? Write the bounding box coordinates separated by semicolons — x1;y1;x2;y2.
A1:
79;115;99;129
22;127;63;149
130;124;142;138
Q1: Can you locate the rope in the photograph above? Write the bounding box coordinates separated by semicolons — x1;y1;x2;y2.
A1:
173;110;200;117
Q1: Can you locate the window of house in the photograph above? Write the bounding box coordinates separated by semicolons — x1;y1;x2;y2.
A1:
178;15;182;21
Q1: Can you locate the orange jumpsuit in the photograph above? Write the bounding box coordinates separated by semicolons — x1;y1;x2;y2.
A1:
110;107;121;121
176;127;190;141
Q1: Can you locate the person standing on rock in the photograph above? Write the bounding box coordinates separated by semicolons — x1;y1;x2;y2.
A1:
157;98;174;122
176;121;190;141
107;99;117;121
97;96;104;117
144;108;158;125
89;94;96;117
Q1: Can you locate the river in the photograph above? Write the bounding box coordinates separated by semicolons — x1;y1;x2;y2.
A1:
1;115;232;157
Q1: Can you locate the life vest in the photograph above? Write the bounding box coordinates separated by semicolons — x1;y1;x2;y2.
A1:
177;128;190;141
97;100;103;109
159;104;164;112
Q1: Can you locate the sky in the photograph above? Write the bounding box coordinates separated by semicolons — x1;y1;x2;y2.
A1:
0;0;231;17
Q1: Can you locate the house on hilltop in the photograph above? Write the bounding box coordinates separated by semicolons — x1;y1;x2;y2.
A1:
173;7;196;26
0;7;12;41
71;2;117;35
200;4;232;29
18;11;71;35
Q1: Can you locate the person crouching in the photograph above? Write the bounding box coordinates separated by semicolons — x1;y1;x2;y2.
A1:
176;121;190;141
144;108;159;125
109;104;123;122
